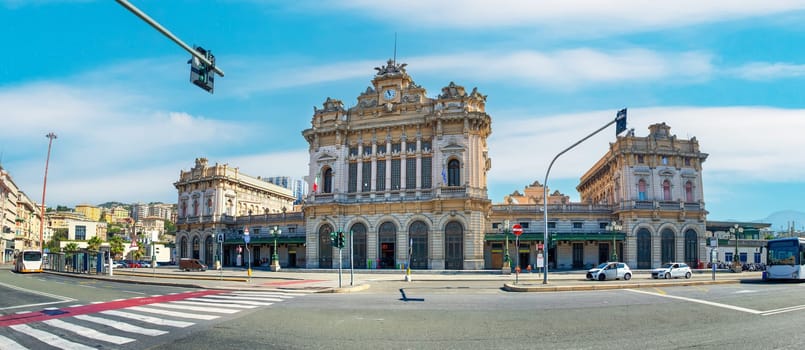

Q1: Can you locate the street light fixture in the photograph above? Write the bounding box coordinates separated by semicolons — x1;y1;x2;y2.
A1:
270;225;281;272
606;221;622;261
729;224;744;269
503;219;511;272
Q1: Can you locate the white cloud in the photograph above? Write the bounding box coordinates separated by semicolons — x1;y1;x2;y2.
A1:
487;106;805;191
733;62;805;80
323;0;805;36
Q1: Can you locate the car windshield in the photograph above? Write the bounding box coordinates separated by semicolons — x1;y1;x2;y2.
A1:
661;263;674;268
597;263;609;269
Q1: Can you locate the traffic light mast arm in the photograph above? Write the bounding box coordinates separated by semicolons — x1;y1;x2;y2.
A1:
115;0;225;77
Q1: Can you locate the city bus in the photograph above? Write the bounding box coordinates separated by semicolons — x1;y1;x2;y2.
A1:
765;237;805;280
13;250;44;273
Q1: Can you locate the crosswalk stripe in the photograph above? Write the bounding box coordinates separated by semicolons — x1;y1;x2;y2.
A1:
10;324;97;350
205;294;286;301
169;300;257;309
0;334;26;350
149;303;240;314
74;314;168;336
231;291;299;297
126;306;220;320
186;297;275;306
43;319;135;345
100;310;194;328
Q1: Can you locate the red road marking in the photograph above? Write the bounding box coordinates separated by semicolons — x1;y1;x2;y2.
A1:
0;290;225;327
261;280;325;286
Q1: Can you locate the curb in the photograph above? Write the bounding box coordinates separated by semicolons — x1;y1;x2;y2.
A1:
44;271;206;289
503;279;741;292
320;284;371;293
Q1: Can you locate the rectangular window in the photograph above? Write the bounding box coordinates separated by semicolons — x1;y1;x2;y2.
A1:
725;252;733;262
391;159;401;190
407;142;416;152
363;145;372;156
637;155;644;163
599;222;608;229
75;225;86;240
421;157;432;189
376;160;386;191
422;140;431;152
406;158;417;189
547;222;556;229
662;156;668;165
348;162;358;193
572;222;583;229
519;222;529;229
349;147;358;156
362;162;371;192
685;157;691;166
492;223;500;229
392;143;401;153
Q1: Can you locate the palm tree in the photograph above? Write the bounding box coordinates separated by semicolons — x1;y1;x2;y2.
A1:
87;236;103;251
64;242;79;272
109;236;124;260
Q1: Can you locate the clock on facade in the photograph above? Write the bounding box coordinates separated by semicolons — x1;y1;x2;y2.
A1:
383;88;396;100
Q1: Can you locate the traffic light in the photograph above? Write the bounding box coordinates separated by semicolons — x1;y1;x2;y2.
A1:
337;231;345;249
189;46;215;93
330;232;337;247
616;108;627;135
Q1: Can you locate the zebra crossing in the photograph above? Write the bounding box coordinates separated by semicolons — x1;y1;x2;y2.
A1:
0;290;305;349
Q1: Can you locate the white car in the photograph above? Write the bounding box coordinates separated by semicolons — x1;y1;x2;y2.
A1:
586;262;632;281
651;262;692;279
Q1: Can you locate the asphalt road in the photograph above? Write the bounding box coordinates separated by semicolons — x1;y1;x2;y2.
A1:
156;280;805;350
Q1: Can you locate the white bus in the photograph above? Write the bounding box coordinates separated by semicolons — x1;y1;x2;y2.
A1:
765;237;805;280
13;250;44;273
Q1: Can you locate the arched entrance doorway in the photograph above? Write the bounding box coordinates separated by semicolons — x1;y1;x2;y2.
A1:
192;237;200;259
684;229;698;267
661;229;675;263
351;223;367;269
180;236;187;258
409;221;429;269
318;224;333;268
637;228;652;269
445;221;464;270
378;222;396;269
204;235;213;266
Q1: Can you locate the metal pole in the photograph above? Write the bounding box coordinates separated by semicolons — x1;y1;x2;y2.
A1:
515;236;520;284
543;117;618;284
350;230;354;286
220;239;223;280
114;0;225;77
40;132;57;253
338;247;342;288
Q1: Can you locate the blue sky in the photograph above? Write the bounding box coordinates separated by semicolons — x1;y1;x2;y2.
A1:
2;1;804;228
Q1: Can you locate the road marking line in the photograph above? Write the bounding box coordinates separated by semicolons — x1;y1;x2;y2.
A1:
231;291;297;298
187;297;276;305
0;334;26;350
149;303;240;314
652;288;666;295
625;289;762;314
202;295;285;302
43;319;135;344
0;300;72;311
74;314;168;336
0;281;75;303
10;324;96;350
100;310;194;328
761;304;805;316
169;300;257;309
126;306;220;320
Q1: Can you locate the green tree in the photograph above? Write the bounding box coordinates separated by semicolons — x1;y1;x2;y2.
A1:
87;236;103;251
109;236;125;260
164;220;176;234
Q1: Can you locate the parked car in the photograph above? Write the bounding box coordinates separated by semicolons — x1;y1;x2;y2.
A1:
113;261;127;268
138;260;151;268
179;258;207;272
651;262;692;279
122;260;141;268
586;262;632;281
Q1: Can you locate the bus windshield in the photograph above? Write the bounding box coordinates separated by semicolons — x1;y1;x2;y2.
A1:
767;239;800;266
22;251;42;261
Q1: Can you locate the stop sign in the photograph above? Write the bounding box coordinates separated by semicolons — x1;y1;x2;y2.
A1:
512;224;523;236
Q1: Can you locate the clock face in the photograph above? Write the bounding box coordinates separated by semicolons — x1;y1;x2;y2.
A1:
383;89;396;100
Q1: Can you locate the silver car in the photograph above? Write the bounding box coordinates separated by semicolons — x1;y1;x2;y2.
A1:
651;262;692;279
586;262;632;281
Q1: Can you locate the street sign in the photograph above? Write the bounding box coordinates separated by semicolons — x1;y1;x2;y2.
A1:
512;224;523;236
537;253;544;268
217;233;224;243
244;227;250;243
710;238;718;248
538;243;544;250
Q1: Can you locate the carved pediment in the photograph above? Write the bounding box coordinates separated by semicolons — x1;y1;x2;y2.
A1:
658;168;675;176
317;152;337;162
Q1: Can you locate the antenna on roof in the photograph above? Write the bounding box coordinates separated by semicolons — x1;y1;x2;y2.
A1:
393;32;397;64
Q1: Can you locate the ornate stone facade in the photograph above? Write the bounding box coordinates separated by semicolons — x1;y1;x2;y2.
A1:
302;60;492;270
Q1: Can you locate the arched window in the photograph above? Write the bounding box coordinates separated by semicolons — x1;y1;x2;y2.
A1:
318;224;334;268
409;221;429;269
637;228;651;269
447;159;460;186
351;223;367;269
684;229;698;267
663;180;671;201
226;199;233;216
206;198;213;215
661;229;675;263
180;236;188;258
181;200;187;218
324;168;334;193
192;236;200;259
379;222;397;269
192;199;199;216
638;179;647;201
685;181;693;202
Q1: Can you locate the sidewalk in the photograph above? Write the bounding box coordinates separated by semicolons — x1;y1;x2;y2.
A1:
44;266;763;293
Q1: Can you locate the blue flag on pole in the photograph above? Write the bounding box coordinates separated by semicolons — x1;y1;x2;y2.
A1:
441;168;447;185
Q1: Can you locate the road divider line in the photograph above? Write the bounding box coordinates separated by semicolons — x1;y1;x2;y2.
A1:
760;304;805;316
625;289;762;314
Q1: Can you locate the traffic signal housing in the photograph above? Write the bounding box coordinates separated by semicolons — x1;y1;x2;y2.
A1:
337;231;345;249
330;232;337;247
189;46;215;93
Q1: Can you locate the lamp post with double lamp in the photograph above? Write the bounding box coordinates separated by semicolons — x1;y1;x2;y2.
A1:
502;219;511;274
729;224;744;272
270;225;281;272
606;221;622;262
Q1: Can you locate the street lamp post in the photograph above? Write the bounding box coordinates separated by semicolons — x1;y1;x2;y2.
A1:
39;132;57;253
270;225;281;272
729;224;744;272
502;219;511;274
606;221;622;262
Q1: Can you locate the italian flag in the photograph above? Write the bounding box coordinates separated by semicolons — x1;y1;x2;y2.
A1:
313;173;319;192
